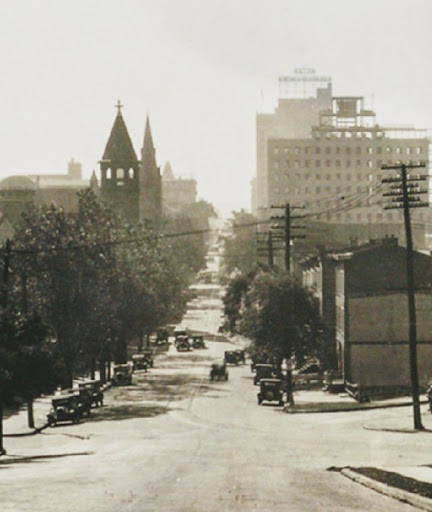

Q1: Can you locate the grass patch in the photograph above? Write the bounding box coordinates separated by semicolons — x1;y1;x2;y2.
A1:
350;467;432;499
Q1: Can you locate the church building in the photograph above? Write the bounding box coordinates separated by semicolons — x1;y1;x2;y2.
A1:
100;102;162;228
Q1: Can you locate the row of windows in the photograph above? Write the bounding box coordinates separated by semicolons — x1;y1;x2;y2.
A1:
105;168;136;180
272;159;425;171
273;145;424;156
272;173;368;182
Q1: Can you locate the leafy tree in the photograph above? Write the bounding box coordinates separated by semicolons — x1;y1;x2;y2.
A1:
222;272;254;333
238;270;323;366
222;210;257;278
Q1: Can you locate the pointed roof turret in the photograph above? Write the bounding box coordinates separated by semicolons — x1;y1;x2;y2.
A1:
101;101;138;168
163;161;174;180
141;116;157;168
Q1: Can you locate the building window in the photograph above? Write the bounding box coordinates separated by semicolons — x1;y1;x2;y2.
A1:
316;186;321;194
117;180;125;187
416;147;422;155
316;174;321;180
336;173;341;180
335;159;341;167
325;147;331;154
129;168;134;179
346;174;351;181
326;160;331;167
346;147;351;155
106;168;112;179
346;160;351;167
305;146;310;154
356;159;361;167
367;160;373;168
315;160;321;167
396;147;401;154
356;147;361;154
305;160;310;167
305;173;310;180
407;147;412;155
377;147;382;155
117;168;125;179
336;147;341;154
367;147;373;154
386;146;392;153
316;147;321;154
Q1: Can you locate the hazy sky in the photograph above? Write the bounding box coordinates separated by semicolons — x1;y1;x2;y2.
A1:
1;0;431;214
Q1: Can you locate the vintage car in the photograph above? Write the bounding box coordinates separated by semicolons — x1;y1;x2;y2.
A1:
176;337;192;352
257;378;284;406
250;354;271;373
293;360;323;390
253;364;275;385
141;348;154;367
224;350;240;365
234;349;246;364
78;380;104;407
132;354;148;372
174;329;189;347
210;361;228;381
112;364;133;385
192;335;206;349
47;394;82;426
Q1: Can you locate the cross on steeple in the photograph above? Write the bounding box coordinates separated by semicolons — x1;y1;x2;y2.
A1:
115;100;123;114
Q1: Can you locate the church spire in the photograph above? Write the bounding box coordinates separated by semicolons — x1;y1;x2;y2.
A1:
102;101;138;168
142;116;156;167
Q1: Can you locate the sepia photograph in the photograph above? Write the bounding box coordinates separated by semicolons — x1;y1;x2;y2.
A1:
1;1;432;510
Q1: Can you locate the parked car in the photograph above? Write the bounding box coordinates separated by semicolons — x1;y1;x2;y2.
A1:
132;354;148;372
176;339;192;352
250;354;271;373
47;394;82;426
293;360;323;390
112;364;133;385
254;364;275;385
192;335;206;349
78;380;104;408
210;361;228;381
141;348;154;367
257;378;284;406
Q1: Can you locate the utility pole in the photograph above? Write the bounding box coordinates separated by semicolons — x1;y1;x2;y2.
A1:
271;203;305;272
382;162;427;431
0;239;12;455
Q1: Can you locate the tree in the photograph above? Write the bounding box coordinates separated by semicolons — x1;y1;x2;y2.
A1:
238;270;323;365
222;271;254;333
222;210;257;278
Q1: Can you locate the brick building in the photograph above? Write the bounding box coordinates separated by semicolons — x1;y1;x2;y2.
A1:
302;237;432;396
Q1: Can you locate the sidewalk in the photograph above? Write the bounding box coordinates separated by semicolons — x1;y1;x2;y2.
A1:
284;389;428;413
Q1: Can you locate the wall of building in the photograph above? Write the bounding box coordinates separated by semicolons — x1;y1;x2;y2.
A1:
348;293;432;387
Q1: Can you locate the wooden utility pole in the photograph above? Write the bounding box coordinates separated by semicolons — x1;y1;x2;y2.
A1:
270;203;305;273
0;239;12;455
382;162;427;431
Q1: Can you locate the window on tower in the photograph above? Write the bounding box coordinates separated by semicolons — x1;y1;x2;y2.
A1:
117;168;125;179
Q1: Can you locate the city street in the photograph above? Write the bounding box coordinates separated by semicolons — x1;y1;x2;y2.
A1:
2;272;429;512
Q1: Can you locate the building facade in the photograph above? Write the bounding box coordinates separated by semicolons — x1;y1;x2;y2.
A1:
100;105;162;228
162;161;197;214
255;69;332;217
302;237;432;396
266;95;430;249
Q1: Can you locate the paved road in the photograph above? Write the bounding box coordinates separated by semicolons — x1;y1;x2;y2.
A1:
0;253;427;511
1;340;423;512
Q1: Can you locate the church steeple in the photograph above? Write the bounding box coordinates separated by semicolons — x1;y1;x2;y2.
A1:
102;101;138;168
139;115;162;228
100;101;140;224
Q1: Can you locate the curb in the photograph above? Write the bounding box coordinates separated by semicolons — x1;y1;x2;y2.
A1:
340;468;432;511
4;422;50;438
284;398;427;414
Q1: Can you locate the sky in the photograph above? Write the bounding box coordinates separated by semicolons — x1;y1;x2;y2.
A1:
0;0;431;215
